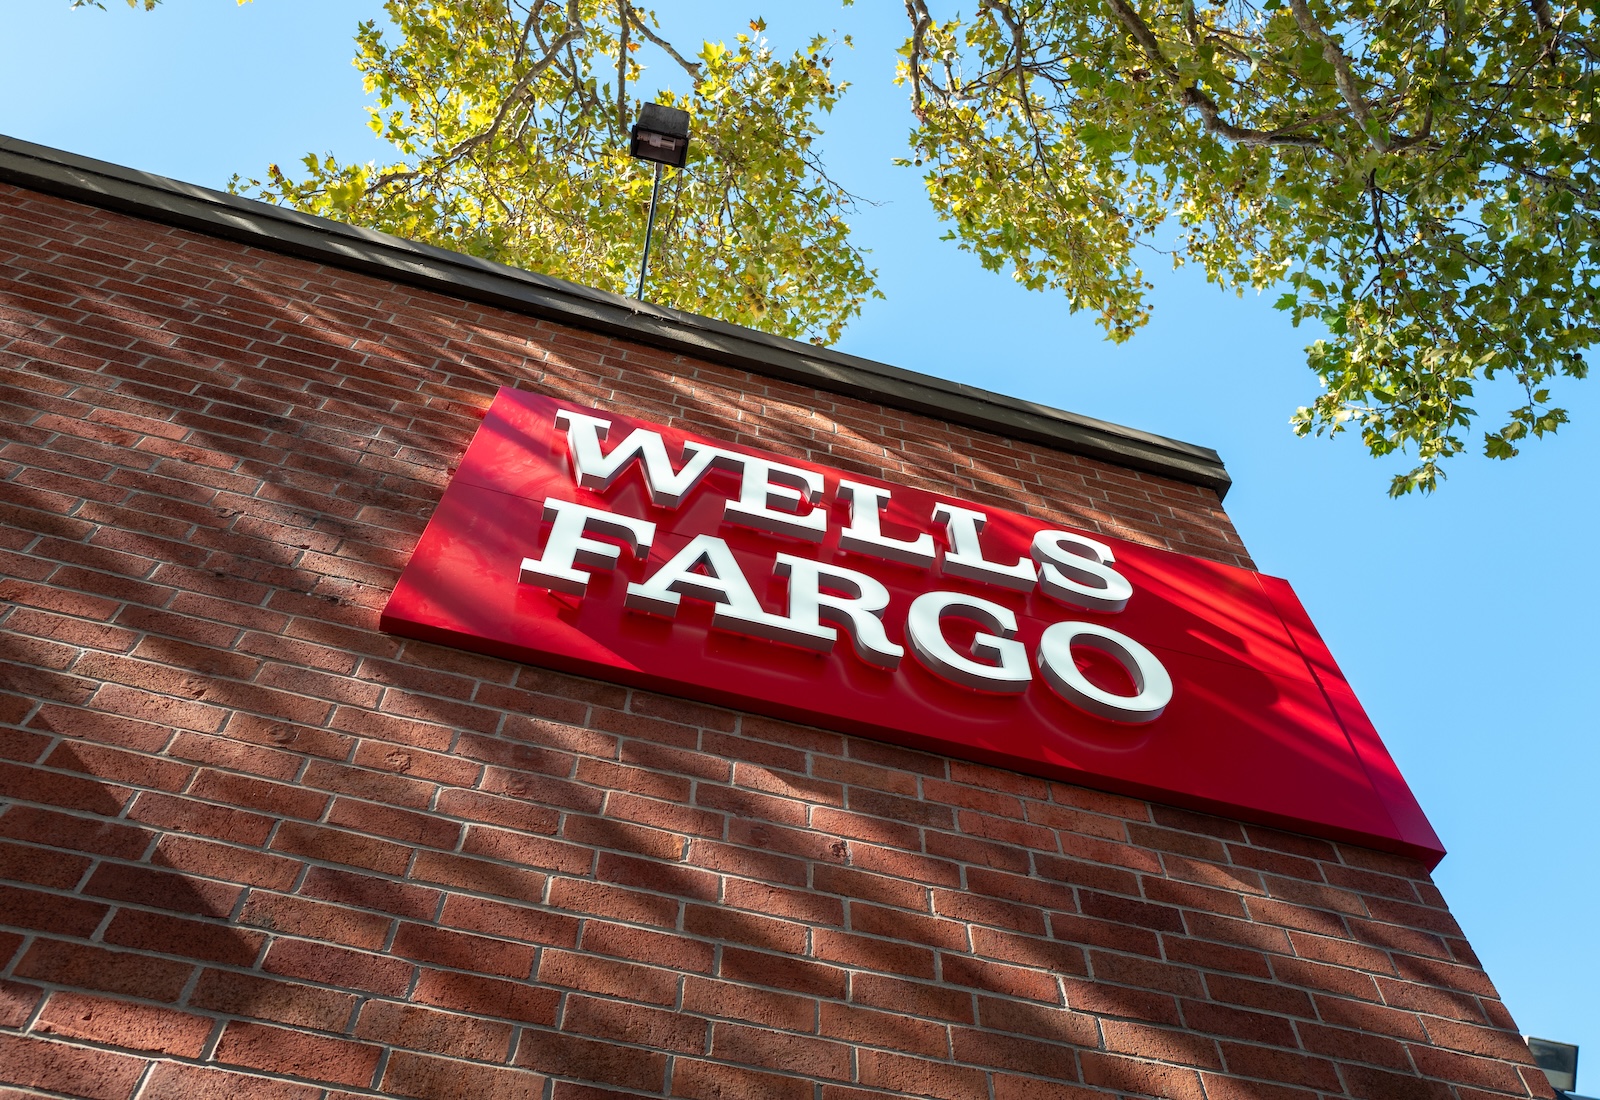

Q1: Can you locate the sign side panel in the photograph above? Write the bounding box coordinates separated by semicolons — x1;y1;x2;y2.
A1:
1255;574;1445;867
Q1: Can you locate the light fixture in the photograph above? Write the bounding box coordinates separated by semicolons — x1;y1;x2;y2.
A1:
628;102;691;301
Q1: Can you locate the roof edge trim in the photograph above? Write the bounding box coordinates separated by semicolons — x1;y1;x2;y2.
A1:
0;134;1230;498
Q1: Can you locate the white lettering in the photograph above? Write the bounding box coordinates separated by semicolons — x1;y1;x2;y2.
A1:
519;499;655;596
721;455;827;542
556;409;726;508
621;533;800;648
775;554;904;668
1031;530;1134;613
933;502;1037;591
905;591;1031;693
836;481;937;568
1035;621;1171;723
625;534;756;617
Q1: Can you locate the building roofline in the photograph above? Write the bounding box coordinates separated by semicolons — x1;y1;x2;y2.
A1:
0;134;1230;499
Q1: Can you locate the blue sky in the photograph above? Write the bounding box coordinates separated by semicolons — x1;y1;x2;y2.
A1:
7;1;1597;1086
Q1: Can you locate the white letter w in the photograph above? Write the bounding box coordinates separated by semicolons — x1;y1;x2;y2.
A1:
556;408;727;509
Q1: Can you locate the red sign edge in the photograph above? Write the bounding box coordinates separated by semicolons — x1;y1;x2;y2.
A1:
379;595;1448;869
1254;574;1445;868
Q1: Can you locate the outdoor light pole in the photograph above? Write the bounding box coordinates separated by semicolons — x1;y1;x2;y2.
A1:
636;161;664;301
628;103;692;303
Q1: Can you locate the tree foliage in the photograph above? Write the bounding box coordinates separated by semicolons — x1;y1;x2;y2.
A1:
85;0;1600;493
900;0;1599;494
236;2;875;345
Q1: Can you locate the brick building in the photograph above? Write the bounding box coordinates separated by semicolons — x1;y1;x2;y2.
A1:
0;134;1557;1100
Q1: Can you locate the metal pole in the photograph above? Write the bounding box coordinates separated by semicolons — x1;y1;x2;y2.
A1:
635;161;664;301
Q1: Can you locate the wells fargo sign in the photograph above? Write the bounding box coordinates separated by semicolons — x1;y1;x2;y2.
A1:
382;387;1444;865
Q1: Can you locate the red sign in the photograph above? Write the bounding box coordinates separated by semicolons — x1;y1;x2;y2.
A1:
381;388;1443;866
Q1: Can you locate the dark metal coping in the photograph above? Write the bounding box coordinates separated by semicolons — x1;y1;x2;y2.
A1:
0;134;1231;499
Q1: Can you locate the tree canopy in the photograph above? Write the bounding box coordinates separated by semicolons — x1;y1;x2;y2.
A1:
85;0;1599;495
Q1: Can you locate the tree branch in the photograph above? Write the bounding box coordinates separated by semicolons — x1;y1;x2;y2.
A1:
1286;0;1386;151
466;2;585;156
616;0;630;122
904;0;934;119
625;10;704;84
1101;0;1325;148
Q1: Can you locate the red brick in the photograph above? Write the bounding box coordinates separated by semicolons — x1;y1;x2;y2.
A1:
1296;1021;1413;1070
355;999;515;1060
270;820;411;875
671;1060;812;1100
721;946;847;999
127;790;276;846
215;1020;382;1088
380;1051;545;1100
1394;951;1500;996
1048;912;1162;957
0;979;43;1028
850;903;971;951
1161;935;1273;978
953;1027;1085;1076
857;1048;988;1100
14;939;192;1001
853;972;975;1023
461;824;594;876
564;993;707;1053
101;907;263;966
391;921;537;979
514;1029;668;1092
1205;972;1318;1018
547;876;677;926
1219;1042;1342;1089
1081;1050;1207;1100
411;848;548;903
822;1003;943;1059
1373;975;1489;1022
262;938;414;998
684;902;809;953
83;860;241;916
152;833;299;890
0;1033;149;1100
0;883;106;936
439;892;582;947
238;890;391;949
190;769;327;820
941;953;1060;1002
1079;890;1185;933
190;968;357;1031
1311;993;1429;1041
302;759;436;808
140;1062;322;1100
991;1075;1105;1100
814;928;937;979
731;762;844;807
933;888;1048;935
1199;1074;1323;1100
680;977;815;1032
1340;1064;1455;1100
1182;911;1294;954
712;1022;854;1081
596;851;718;901
35;991;213;1057
538;947;680;1005
413;967;561;1025
0;760;129;816
0;806;149;859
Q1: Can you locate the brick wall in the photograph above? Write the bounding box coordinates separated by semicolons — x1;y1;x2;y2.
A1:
0;182;1552;1100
